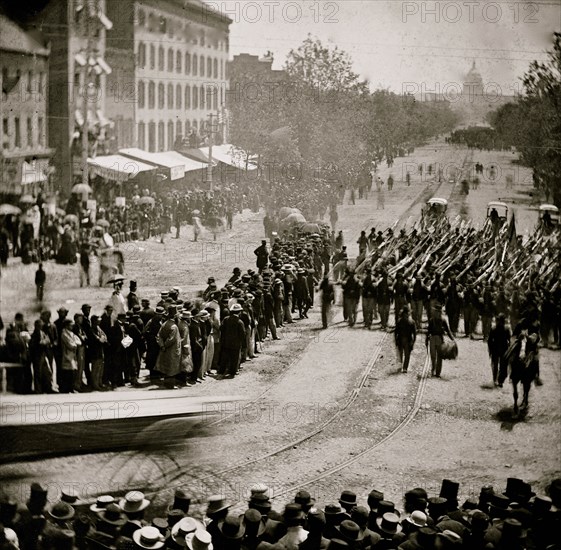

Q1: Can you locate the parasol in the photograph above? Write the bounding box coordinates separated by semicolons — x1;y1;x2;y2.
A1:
106;274;125;285
283;212;306;225
20;195;35;204
0;204;21;216
138;196;155;206
96;219;110;227
71;183;93;194
64;214;79;223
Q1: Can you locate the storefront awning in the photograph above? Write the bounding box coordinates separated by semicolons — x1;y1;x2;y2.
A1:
198;144;257;170
161;151;206;174
87;154;156;183
119;148;185;180
22;159;50;185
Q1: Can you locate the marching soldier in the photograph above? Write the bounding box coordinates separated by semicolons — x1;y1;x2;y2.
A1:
395;305;417;373
426;303;455;378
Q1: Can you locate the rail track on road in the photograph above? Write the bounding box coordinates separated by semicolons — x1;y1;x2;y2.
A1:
83;147;472;507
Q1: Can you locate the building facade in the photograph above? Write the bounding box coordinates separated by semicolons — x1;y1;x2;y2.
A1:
33;0;113;193
0;14;54;197
105;0;231;153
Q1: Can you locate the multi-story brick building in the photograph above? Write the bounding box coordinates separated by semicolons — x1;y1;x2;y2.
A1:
105;0;231;153
0;13;54;197
33;0;113;193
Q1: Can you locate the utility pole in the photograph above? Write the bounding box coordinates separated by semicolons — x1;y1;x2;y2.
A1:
207;112;213;191
81;1;94;186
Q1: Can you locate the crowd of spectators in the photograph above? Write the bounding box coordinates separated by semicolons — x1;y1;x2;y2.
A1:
1;476;559;549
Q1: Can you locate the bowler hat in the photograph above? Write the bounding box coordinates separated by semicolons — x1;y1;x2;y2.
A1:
350;506;369;527
405;510;427;528
48;502;75;521
336;520;363;542
367;490;384;510
501;518;525;541
376;501;398;518
295;490;315;509
284;503;305;525
339;491;357;509
241;509;266;537
324;504;345;517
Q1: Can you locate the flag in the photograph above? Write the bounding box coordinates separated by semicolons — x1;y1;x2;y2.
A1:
507;212;517;249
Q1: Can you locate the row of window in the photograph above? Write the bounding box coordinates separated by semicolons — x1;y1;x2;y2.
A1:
136;8;227;51
137;81;224;111
1;68;46;96
2;115;45;150
137;119;207;153
137;44;224;79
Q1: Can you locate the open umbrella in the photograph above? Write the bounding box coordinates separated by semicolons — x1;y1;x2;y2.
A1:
301;222;320;234
64;214;79;224
0;204;21;216
283;212;306;225
106;274;125;285
279;207;294;219
192;209;201;216
71;183;93;194
20;195;35;204
138;196;155;206
96;219;110;227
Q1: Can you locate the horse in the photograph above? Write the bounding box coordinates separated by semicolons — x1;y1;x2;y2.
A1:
505;331;539;416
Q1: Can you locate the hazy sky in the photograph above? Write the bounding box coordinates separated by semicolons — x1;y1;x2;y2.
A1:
213;0;560;94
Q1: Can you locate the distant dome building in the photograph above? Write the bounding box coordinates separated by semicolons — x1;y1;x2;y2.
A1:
463;60;484;96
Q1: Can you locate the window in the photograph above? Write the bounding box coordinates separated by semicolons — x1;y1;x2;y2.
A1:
138;81;145;108
158;83;165;109
185;85;191;109
213;90;218;110
176;120;182;139
27;117;33;146
137;8;145;26
158;46;164;71
167;48;173;72
193;120;198;131
185;53;191;74
148;121;156;151
148;13;156;32
167;83;173;109
220;59;224;80
200;119;206;133
167;121;173;149
27;71;33;93
138;42;146;68
159;16;167;34
158;121;165;151
148;81;155;109
138;121;145;149
2;118;9;149
207;58;212;78
176;50;182;73
38;117;44;146
192;86;198;109
200;85;205;109
38;72;44;95
213;58;218;79
176;84;182;109
200;55;205;77
185;120;190;136
149;44;155;69
200;32;205;47
192;54;198;76
220;86;224;106
206;86;213;108
15;117;21;147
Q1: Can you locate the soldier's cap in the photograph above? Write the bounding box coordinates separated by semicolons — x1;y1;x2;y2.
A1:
160;291;169;297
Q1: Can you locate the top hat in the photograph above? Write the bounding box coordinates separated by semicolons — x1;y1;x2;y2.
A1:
151;517;169;537
427;497;448;521
338;491;357;509
167;509;185;527
119;491;150;514
218;516;245;540
167;305;178;317
376;513;402;536
283;503;305;525
417;527;438;547
504;478;534;504
532;495;552;516
548;478;561;507
440;480;460;509
133;526;165;549
90;495;115;513
501;518;525;541
376;501;397;518
171;489;191;514
48;502;75;522
367;490;384;510
206;496;231;517
294;490;315;509
28;483;48;508
307;508;326;531
99;503;127;526
187;529;213;550
470;510;489;531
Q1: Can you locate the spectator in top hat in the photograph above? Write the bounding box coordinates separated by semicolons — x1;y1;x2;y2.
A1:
300;508;329;550
277;504;308;550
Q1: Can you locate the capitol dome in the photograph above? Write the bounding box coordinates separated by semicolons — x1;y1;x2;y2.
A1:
463;60;484;96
